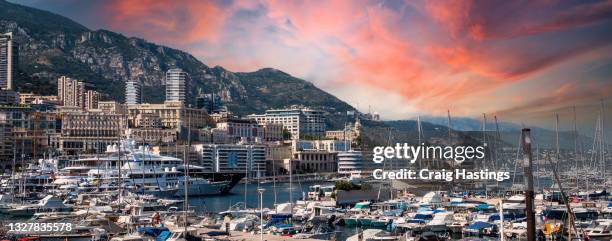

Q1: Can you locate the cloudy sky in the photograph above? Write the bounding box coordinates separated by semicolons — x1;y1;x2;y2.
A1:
15;0;612;128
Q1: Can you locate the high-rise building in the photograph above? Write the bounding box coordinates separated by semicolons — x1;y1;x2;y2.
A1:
84;90;100;110
57;76;85;107
0;32;18;90
125;80;141;104
165;68;188;104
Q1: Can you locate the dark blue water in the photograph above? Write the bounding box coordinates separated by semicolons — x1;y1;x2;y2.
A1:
187;181;324;213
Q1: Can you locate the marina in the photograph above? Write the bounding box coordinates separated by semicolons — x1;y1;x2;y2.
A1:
0;115;609;241
0;3;611;240
0;150;610;241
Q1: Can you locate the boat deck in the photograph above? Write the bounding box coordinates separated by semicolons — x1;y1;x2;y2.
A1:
194;227;324;241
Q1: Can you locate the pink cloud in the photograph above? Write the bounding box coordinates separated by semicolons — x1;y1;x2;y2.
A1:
89;0;612;117
105;0;228;44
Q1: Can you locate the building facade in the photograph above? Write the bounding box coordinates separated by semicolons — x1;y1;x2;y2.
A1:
59;111;127;154
165;68;188;104
292;151;338;173
196;93;221;114
127;128;176;145
291;139;349;153
125;80;141;104
18;93;59;105
97;101;127;114
133;113;162;128
337;150;364;175
248;106;326;139
84;90;100;110
127;101;208;135
325;118;361;143
215;118;263;143
0;105;59;160
261;122;283;142
57;76;85;108
0;116;12;171
194;143;266;177
0;32;17;90
0;89;18;105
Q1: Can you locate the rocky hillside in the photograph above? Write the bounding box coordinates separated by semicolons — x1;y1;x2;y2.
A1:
0;0;355;127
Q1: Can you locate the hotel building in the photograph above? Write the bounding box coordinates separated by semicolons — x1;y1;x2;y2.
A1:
127;101;208;135
248;106;325;139
59;111;127;154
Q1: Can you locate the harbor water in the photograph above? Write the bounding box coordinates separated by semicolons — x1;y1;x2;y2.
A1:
188;181;325;213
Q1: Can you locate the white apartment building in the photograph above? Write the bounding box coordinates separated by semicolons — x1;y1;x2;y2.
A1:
194;143;266;177
84;90;100;110
248;106;325;139
337;150;364;175
0;32;17;90
125;80;141;104
57;76;85;108
165;68;188;104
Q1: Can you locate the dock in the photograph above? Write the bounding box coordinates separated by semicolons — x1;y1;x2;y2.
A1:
194;227;325;241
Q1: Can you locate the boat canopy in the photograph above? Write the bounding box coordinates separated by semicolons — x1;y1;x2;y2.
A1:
38;195;68;209
265;214;293;228
475;204;492;210
354;201;371;209
137;227;169;236
421;192;442;204
466;221;494;230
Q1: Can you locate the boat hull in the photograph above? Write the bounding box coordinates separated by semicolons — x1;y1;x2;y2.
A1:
358;218;372;227
344;218;359;227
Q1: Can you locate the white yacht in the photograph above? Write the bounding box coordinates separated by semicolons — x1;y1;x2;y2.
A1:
52;139;243;197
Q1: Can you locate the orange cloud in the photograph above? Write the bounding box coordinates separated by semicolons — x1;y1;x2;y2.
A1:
105;0;227;44
78;0;612;118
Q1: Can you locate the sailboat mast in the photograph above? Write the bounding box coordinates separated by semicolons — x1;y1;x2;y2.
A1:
10;137;16;202
447;110;452;141
244;145;248;209
573;106;579;188
417;115;422;169
482;113;487;170
600;100;606;178
184;109;192;233
447;110;456;192
555;114;560;171
117;116;123;203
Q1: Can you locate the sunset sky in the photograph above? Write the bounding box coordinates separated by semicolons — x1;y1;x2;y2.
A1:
16;0;612;129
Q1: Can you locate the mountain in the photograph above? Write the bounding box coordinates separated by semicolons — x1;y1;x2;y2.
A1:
420;116;522;132
420;116;592;149
382;120;484;146
0;0;355;128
